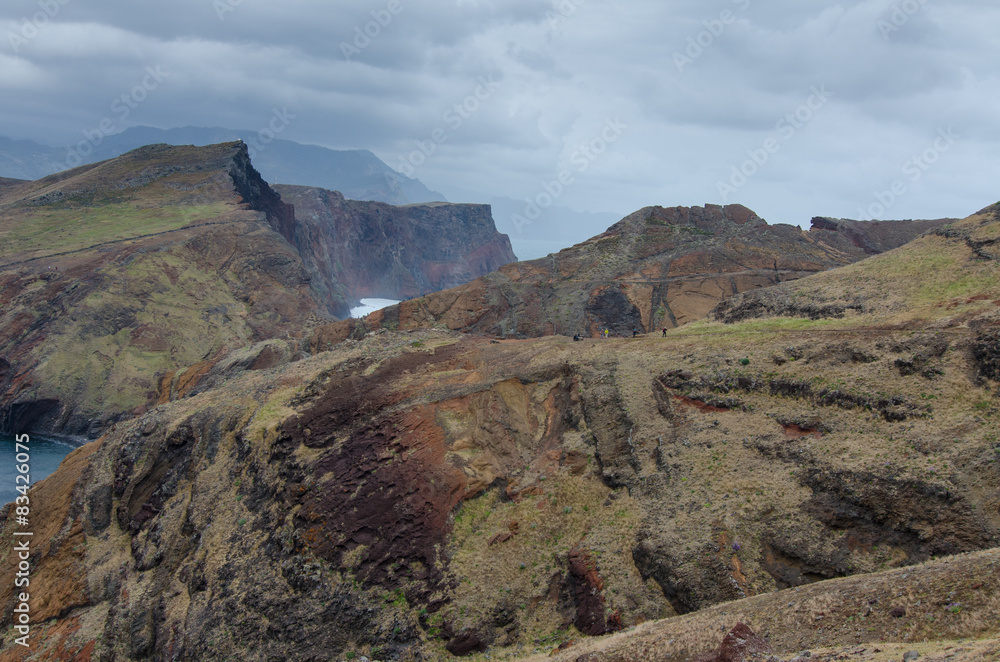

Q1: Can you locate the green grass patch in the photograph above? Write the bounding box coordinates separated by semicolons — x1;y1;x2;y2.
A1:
671;316;851;339
0;201;232;260
32;249;254;416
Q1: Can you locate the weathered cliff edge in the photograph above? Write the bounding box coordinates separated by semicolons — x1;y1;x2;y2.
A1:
0;142;317;437
275;184;516;302
0;143;514;437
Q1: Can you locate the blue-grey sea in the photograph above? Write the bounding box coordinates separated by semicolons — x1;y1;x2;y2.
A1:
0;433;76;505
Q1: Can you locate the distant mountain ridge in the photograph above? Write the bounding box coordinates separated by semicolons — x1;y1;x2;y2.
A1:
0;136;60;181
0;126;446;205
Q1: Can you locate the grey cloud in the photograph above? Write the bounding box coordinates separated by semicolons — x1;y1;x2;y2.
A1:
0;0;996;232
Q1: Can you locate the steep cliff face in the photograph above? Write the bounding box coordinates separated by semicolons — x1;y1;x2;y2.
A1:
0;128;447;205
276;184;517;301
0;144;516;437
318;204;948;343
0;142;326;436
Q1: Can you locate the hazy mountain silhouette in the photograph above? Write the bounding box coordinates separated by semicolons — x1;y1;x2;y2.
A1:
0;126;446;205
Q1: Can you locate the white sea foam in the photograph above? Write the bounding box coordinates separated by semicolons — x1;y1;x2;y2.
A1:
350;298;401;318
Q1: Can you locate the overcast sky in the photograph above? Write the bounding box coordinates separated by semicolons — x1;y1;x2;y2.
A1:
2;0;998;231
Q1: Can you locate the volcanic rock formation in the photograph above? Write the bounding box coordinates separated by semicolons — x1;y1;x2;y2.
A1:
275;184;516;301
321;204;951;343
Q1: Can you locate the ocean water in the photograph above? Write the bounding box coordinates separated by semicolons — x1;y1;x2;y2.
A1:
350;298;401;318
0;434;77;506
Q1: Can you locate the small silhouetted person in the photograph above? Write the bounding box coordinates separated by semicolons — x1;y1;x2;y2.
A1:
632;328;638;337
662;327;667;337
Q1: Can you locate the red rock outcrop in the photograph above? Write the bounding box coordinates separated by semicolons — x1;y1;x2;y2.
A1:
691;623;774;662
567;545;621;636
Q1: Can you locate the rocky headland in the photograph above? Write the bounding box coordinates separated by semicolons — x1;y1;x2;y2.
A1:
320;204;951;345
274;184;515;301
0;143;513;438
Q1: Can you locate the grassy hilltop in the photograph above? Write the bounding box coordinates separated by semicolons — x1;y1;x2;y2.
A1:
0;142;324;436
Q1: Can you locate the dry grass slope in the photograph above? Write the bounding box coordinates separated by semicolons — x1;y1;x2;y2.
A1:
517;548;1000;662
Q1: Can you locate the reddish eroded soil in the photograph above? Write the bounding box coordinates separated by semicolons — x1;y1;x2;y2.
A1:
567;545;621;636
0;616;95;662
281;340;489;596
280;337;591;606
781;422;823;439
293;401;473;595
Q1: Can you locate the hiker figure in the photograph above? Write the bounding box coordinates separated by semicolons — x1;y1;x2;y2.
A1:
603;328;609;339
662;327;667;337
632;328;638;338
573;333;581;341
